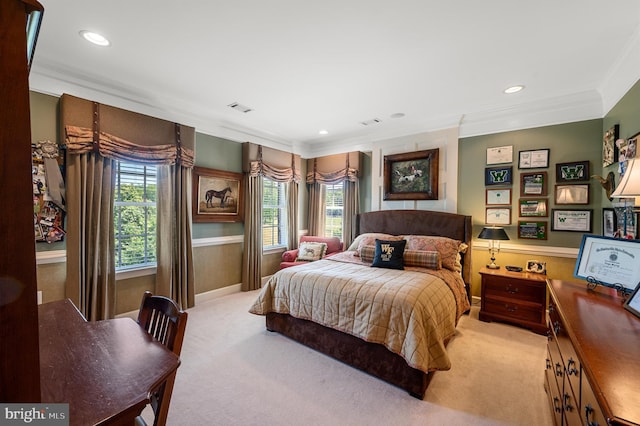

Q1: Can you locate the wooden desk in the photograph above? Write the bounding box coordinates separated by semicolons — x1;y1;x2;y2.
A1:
39;299;180;426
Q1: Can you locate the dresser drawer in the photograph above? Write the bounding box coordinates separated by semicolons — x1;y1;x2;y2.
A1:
483;298;543;323
483;275;545;304
581;376;607;426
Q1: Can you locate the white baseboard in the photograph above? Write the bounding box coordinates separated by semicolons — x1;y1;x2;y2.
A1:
116;283;243;319
195;283;242;304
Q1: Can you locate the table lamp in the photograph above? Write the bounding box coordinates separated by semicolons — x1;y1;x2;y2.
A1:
478;226;510;269
611;158;640;237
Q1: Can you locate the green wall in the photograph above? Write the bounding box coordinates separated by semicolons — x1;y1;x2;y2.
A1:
602;78;640;200
191;133;245;238
459;119;603;248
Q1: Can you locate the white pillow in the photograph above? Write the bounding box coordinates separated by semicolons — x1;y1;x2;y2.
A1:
295;242;328;261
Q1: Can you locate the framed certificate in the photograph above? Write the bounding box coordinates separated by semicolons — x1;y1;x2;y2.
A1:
624;283;640;319
551;209;592;232
486;145;513;165
574;234;640;292
486;188;512;205
518;149;550;169
486;207;511;225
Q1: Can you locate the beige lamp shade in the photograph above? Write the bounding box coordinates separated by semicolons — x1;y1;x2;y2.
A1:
612;158;640;198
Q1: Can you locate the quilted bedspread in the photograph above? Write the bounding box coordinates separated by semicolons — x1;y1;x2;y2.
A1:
249;252;470;373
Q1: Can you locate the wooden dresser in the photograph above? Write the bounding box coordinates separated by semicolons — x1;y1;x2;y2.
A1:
479;267;548;334
545;279;640;425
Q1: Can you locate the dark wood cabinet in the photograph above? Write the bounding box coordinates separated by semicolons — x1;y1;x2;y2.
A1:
479;267;548;334
545;279;640;425
0;0;44;402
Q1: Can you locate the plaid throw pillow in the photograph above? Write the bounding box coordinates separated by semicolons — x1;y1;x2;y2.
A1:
403;250;441;270
360;245;441;270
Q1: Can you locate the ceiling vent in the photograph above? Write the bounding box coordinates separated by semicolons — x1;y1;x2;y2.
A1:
228;102;253;113
360;118;382;126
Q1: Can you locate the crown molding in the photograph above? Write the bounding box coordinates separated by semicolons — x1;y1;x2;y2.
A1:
458;90;603;138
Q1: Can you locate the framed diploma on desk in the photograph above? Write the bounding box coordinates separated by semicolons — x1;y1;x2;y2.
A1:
574;234;640;293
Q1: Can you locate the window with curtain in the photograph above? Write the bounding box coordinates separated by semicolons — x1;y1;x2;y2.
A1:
114;160;157;270
262;177;287;249
324;182;343;239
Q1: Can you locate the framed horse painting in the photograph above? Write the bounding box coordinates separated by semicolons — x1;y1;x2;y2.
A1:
192;167;244;222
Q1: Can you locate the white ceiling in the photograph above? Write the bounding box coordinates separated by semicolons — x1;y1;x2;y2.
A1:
30;0;640;157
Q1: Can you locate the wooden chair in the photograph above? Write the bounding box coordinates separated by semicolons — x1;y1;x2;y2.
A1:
135;291;188;426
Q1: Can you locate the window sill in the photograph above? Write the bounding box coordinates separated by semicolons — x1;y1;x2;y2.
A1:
115;265;157;280
263;246;286;255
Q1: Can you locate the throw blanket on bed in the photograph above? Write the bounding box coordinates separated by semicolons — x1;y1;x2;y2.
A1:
249;252;470;373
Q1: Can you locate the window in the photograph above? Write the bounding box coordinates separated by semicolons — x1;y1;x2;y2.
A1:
114;161;157;270
262;178;287;249
324;182;344;239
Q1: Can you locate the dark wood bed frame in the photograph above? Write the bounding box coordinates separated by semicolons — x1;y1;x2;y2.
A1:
265;209;473;399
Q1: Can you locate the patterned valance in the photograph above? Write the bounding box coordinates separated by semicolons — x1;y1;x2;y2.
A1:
243;142;301;183
306;152;361;184
64;125;194;168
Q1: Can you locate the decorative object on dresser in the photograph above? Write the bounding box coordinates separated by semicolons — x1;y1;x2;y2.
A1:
479;267;547;334
574;234;640;295
477;226;509;269
611;157;640;238
545;280;640;425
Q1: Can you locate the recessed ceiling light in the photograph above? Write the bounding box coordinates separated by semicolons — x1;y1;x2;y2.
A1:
504;85;525;94
318;130;329;135
390;113;405;119
79;30;110;46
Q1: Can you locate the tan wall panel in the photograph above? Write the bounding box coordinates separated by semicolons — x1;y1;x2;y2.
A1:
193;243;243;293
116;275;155;314
262;250;284;277
36;263;66;304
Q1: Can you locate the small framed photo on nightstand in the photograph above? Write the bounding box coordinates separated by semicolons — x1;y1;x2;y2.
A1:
525;260;546;274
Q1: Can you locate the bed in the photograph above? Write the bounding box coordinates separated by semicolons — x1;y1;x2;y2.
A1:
249;209;472;398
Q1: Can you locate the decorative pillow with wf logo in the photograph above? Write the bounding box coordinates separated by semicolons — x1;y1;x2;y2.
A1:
372;239;407;270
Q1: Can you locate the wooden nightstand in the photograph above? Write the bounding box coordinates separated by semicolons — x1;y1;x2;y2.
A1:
479;267;548;334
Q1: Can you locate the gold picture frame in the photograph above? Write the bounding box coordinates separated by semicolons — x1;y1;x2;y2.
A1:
192;167;244;223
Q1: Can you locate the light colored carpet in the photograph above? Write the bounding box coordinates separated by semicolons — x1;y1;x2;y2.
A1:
145;290;553;426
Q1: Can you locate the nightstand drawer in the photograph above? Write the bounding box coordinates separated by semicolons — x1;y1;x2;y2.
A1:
483;298;542;323
483;275;545;304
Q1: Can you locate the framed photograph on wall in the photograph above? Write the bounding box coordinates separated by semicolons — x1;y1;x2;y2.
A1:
520;172;547;196
602;208;617;237
485;166;513;186
555;184;590;205
486;188;512;205
551;209;593;232
518;149;550;169
518;221;548;240
519;198;548;217
383;149;439;200
603;125;619;167
556;160;590;182
192;166;244;223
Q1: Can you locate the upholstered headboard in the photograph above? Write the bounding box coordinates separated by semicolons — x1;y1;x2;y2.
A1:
355;209;473;289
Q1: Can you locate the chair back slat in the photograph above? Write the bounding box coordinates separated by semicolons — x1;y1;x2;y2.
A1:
136;291;188;426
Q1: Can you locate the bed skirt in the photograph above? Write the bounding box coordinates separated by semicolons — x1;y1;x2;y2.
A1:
266;312;433;399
